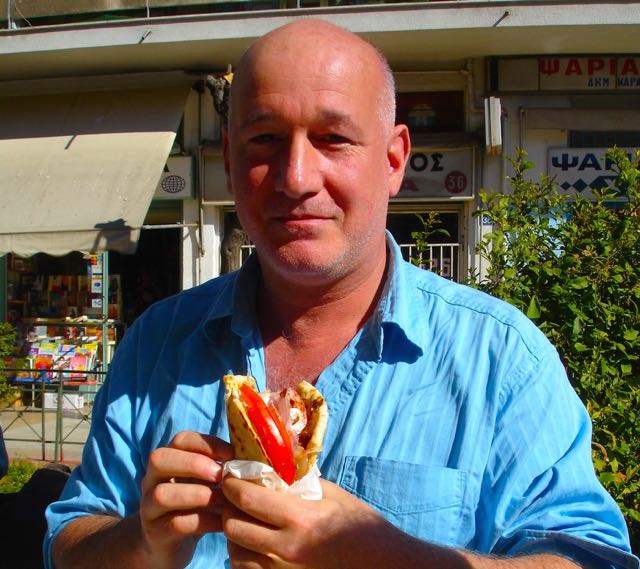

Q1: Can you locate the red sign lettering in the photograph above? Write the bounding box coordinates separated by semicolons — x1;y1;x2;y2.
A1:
539;58;560;75
620;58;640;76
587;58;605;75
565;58;582;76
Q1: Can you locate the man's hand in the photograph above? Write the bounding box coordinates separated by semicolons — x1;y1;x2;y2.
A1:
221;478;584;569
221;477;389;569
53;431;233;569
138;431;234;568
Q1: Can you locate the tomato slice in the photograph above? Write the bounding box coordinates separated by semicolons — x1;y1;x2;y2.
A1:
240;384;296;485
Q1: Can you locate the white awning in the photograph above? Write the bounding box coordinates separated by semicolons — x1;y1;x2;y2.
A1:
0;85;189;256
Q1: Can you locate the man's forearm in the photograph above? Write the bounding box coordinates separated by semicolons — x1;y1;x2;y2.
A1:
343;516;581;569
52;514;148;569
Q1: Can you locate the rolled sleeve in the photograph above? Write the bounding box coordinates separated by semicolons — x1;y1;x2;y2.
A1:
477;349;638;568
499;530;639;569
44;323;146;569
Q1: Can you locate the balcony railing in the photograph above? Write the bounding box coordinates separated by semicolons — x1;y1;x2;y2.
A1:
1;0;449;29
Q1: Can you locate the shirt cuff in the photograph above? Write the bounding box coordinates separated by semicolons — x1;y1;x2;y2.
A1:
495;529;639;569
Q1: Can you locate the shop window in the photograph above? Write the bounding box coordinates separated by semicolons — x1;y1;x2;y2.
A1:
5;252;115;324
568;130;640;148
396;92;465;135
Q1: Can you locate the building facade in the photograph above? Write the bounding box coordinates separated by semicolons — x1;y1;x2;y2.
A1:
1;0;639;336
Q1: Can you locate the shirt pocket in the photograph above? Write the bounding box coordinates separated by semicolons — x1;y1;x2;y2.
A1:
340;456;467;546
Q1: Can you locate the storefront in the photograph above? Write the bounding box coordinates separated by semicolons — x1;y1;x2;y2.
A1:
1;64;494;373
0;75;194;381
488;55;640;194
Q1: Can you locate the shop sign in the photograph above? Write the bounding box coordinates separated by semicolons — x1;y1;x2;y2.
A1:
547;147;639;197
493;56;640;91
395;147;475;200
154;155;194;200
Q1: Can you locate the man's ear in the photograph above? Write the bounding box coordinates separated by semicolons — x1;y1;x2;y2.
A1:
387;124;410;198
222;126;233;196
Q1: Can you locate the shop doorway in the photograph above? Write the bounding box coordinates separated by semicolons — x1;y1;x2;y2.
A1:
387;208;462;281
109;228;181;326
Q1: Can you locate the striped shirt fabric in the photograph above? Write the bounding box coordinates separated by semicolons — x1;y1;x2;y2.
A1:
45;233;638;569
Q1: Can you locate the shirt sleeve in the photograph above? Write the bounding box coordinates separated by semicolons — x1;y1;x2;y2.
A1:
475;347;639;569
43;320;148;569
0;426;8;479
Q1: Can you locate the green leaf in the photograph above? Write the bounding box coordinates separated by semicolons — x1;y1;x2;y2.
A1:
526;296;541;319
572;317;582;338
568;277;591;289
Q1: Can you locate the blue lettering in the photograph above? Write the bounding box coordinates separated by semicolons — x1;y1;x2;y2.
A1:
579;153;602;171
552;154;579;171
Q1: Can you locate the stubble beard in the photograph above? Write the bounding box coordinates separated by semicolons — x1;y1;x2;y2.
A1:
256;209;386;287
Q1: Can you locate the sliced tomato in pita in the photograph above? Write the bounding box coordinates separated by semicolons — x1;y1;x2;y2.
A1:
239;383;296;484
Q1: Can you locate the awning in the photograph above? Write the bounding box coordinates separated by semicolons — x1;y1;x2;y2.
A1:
0;85;189;256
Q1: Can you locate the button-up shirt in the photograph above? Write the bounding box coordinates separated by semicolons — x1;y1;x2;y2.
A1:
45;234;638;569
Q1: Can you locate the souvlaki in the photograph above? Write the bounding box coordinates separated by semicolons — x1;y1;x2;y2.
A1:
223;374;328;485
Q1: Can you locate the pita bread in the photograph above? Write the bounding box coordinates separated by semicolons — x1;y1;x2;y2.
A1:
223;374;328;481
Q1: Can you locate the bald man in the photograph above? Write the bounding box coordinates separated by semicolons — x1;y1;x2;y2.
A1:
46;19;637;569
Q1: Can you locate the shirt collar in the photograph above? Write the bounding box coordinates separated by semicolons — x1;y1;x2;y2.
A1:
200;253;259;343
368;231;424;361
202;233;424;360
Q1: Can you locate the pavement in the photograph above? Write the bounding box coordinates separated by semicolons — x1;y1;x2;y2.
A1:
2;403;91;466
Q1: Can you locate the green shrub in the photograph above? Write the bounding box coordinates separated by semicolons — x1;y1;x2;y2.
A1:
0;460;38;493
0;322;17;406
468;148;640;552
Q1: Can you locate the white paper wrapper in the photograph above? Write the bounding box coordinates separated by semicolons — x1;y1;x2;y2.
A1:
223;460;323;500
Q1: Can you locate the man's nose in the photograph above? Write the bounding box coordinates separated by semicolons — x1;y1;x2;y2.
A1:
276;134;322;198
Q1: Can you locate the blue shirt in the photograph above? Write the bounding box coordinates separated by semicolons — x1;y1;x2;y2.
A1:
0;426;8;479
45;234;638;569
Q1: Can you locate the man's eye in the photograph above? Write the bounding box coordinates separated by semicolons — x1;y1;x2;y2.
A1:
249;133;279;144
316;134;350;145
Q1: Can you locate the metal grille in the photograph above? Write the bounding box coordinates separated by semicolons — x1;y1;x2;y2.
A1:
399;242;460;281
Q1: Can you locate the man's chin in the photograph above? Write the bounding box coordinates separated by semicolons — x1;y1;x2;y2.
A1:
262;241;348;280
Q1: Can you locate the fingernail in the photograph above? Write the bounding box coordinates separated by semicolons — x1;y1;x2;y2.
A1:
211;461;224;481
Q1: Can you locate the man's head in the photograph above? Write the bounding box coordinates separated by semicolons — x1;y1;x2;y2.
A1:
224;19;410;286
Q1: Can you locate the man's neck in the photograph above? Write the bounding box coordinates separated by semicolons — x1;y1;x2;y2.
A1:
258;250;389;343
257;249;390;389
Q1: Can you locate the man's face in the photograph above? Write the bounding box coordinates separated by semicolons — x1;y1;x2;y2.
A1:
224;32;408;285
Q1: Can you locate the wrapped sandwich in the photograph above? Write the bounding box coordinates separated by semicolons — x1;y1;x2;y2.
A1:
223;374;328;485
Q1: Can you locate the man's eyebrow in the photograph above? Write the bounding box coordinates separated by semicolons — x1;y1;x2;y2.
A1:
317;109;362;132
239;108;364;136
239;111;276;130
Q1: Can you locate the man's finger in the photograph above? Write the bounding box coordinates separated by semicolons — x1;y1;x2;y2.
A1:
144;480;226;521
147;510;225;541
227;540;273;569
170;431;234;462
143;447;224;491
222;477;302;528
222;496;284;556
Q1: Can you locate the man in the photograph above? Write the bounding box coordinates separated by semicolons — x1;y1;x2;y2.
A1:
46;19;638;569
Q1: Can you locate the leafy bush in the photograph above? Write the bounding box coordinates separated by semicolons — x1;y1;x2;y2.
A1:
469;148;640;551
0;459;38;493
0;322;17;406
